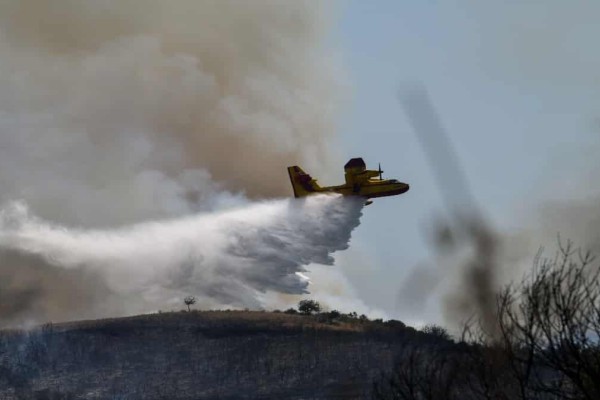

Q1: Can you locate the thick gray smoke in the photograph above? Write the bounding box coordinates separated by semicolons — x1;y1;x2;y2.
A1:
0;0;341;227
399;197;600;334
0;195;364;326
0;1;358;326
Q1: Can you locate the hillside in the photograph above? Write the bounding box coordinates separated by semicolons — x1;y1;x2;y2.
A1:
0;310;427;400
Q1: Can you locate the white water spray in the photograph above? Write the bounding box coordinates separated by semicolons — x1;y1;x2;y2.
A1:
0;195;364;323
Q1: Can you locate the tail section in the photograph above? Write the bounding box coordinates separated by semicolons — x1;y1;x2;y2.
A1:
287;166;322;198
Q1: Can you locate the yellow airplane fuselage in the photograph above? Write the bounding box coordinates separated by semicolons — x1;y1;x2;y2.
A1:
288;158;409;203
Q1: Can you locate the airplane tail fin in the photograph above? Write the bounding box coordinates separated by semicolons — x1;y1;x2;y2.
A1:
287;166;322;198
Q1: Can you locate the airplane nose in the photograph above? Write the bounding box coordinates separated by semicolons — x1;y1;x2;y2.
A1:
401;183;410;193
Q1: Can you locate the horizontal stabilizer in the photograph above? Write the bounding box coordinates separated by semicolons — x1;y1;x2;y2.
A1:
287;166;321;198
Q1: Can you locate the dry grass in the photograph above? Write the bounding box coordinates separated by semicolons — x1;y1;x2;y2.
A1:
1;310;407;338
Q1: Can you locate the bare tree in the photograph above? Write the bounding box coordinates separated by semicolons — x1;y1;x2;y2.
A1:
463;239;600;400
183;296;196;312
495;240;600;400
376;240;600;400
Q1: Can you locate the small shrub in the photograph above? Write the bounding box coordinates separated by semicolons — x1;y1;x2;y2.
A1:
422;324;451;341
384;319;406;330
298;299;321;315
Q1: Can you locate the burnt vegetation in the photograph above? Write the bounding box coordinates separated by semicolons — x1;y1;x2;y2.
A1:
0;300;416;399
1;242;599;399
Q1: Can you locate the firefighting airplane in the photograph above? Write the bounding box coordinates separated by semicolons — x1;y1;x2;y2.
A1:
288;158;409;205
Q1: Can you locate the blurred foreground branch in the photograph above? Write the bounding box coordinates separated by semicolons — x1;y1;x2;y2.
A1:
375;239;600;400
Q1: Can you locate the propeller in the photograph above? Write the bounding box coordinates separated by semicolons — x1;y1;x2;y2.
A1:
378;163;383;180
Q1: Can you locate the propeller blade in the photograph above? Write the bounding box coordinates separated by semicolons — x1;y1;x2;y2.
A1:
378;163;383;180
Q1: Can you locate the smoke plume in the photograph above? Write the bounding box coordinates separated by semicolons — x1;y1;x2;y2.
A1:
400;86;501;334
0;1;359;326
0;0;341;227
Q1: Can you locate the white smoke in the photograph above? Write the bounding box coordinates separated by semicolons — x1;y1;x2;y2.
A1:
0;195;364;325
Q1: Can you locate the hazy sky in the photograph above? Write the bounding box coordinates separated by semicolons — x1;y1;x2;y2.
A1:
332;0;600;323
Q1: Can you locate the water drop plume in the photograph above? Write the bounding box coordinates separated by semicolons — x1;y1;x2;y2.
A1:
0;195;364;326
